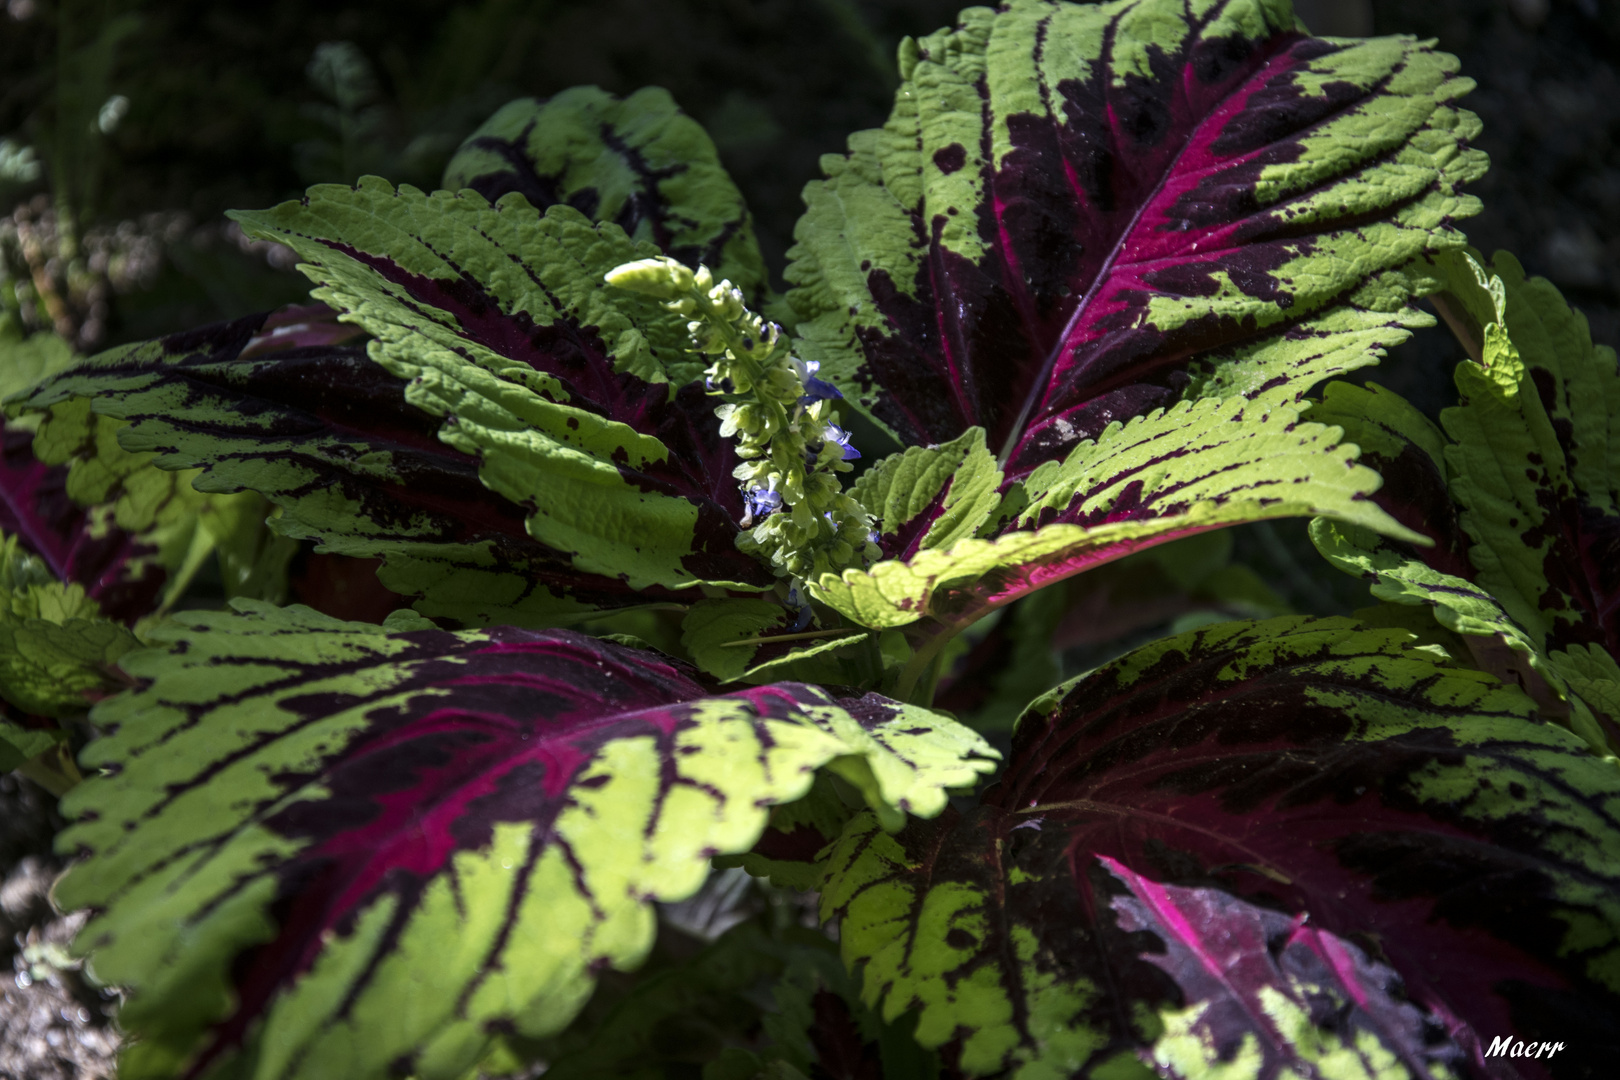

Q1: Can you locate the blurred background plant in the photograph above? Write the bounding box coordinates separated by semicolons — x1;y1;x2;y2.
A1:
0;1;1617;1076
1;0;1614;352
0;0;987;352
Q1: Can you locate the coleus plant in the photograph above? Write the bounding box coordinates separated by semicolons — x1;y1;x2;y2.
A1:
0;1;1615;1079
0;326;295;788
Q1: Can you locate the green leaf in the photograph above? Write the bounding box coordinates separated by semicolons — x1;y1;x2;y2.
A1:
785;0;1483;478
0;605;137;718
852;428;1003;559
56;602;997;1080
444;87;771;316
0;329;76;406
0;528;135;781
821;616;1620;1078
682;598;798;682
744;633;866;681
0;719;67;772
681;598;875;686
1311;249;1620;754
812;396;1416;634
0;532;139;719
1560;644;1620;735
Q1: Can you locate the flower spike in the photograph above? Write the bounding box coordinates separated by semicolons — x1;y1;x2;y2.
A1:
607;256;877;582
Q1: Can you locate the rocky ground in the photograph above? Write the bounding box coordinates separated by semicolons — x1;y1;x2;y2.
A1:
2;1;1616;1076
0;775;119;1079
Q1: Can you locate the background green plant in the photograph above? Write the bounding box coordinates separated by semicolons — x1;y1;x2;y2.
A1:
0;1;1617;1077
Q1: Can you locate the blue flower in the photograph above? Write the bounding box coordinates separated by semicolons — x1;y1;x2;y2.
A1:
744;487;782;517
785;587;813;630
823;422;860;461
800;377;843;404
792;357;842;404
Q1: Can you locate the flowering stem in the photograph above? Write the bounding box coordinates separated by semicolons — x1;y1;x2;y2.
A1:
605;255;877;587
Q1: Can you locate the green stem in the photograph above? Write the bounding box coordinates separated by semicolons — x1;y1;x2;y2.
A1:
863;630;886;688
18;743;81;798
893;623;958;706
719;627;861;648
1431;291;1484;365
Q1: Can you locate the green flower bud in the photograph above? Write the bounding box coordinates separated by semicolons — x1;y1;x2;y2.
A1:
603;256;694;298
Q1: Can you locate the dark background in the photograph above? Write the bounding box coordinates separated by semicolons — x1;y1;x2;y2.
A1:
1;2;1617;1075
3;0;1617;354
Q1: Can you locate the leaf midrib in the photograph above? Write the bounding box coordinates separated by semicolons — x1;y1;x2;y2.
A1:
996;12;1295;467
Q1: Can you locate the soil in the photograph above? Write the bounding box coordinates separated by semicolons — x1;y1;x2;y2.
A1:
0;775;119;1080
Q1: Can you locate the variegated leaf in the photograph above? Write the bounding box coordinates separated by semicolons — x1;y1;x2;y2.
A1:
1312;250;1620;754
18;192;781;627
786;0;1483;480
822;617;1620;1079
810;398;1414;660
57;602;997;1080
444;86;770;311
231;183;775;595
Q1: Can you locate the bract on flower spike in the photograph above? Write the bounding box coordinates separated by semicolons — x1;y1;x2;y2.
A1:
605;255;878;587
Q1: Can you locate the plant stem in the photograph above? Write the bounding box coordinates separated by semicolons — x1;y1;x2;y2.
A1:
18;743;81;798
1431;291;1484;365
719;627;861;648
893;623;957;706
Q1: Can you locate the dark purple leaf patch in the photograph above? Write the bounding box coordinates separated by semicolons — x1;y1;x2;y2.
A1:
789;0;1483;479
56;605;995;1080
0;416;166;623
823;617;1619;1079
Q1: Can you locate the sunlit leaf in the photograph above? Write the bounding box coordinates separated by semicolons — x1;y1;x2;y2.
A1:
812;398;1413;638
1312;249;1620;754
58;601;996;1080
787;0;1483;478
822;617;1620;1078
18;189;780;628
